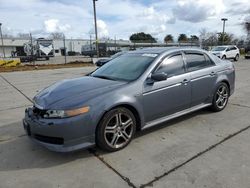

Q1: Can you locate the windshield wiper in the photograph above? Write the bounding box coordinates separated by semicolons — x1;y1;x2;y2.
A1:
92;75;116;81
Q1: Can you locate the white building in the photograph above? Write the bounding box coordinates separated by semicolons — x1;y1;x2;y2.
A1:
0;38;132;58
0;38;92;58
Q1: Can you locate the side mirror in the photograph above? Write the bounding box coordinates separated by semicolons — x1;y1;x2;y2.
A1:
151;72;168;82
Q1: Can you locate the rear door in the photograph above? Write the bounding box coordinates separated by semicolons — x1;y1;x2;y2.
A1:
184;51;217;107
231;46;238;57
143;52;191;122
226;47;235;58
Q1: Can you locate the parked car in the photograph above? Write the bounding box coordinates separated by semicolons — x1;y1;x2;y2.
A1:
211;45;240;61
95;51;126;67
23;47;235;152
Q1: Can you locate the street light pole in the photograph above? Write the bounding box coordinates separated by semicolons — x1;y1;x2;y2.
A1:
92;0;99;57
0;23;6;59
221;18;228;45
63;34;67;64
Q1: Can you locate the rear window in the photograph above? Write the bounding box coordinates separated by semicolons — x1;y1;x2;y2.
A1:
185;53;213;72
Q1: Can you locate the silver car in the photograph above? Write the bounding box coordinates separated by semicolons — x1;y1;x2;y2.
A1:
23;47;235;152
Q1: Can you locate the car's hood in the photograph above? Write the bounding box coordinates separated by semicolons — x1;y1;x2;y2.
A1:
33;76;125;109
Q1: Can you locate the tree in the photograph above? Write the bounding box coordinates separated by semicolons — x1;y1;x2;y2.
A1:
199;28;207;41
178;34;188;43
218;32;234;45
244;22;250;35
244;22;250;43
164;34;174;43
49;32;64;39
190;35;199;42
129;32;156;43
199;29;218;49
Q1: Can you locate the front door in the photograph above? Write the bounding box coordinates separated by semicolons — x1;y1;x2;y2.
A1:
143;53;191;123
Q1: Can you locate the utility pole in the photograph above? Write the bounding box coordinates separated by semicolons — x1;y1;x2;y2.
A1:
221;18;228;45
63;34;67;64
0;23;6;58
92;0;99;57
90;34;92;50
30;33;34;64
114;35;117;52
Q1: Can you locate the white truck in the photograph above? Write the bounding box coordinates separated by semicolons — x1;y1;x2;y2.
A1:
22;38;54;62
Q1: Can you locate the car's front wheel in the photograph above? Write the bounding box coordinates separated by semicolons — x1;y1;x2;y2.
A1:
211;83;229;112
96;107;136;152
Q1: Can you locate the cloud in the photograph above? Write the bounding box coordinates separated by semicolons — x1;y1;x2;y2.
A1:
97;20;109;37
138;6;176;24
225;2;250;16
173;0;225;22
0;0;249;40
44;19;71;33
88;19;109;38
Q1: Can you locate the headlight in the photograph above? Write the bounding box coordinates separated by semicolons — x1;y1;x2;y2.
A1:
43;106;90;119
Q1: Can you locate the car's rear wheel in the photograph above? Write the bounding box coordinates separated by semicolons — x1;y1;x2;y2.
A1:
96;107;136;152
211;83;229;112
234;54;239;61
222;55;226;60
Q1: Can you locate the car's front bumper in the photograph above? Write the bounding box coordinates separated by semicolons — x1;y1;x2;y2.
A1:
23;108;95;152
212;53;222;58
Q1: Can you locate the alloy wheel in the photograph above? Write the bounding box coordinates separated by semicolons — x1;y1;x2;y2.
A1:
104;112;134;149
215;85;229;109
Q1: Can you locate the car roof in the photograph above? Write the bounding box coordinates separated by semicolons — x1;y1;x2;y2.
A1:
128;47;205;55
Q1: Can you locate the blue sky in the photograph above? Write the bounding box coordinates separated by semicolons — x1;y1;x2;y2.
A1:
0;0;249;41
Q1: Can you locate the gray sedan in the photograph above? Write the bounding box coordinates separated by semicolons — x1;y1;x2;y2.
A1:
23;47;235;152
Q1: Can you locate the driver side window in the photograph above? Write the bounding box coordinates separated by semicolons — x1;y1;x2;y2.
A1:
155;54;185;77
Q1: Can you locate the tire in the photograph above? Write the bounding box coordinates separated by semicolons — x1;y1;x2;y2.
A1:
234;54;239;61
222;55;226;60
210;83;229;112
96;107;136;152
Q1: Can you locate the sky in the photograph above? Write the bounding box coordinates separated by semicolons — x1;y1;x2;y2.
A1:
0;0;249;41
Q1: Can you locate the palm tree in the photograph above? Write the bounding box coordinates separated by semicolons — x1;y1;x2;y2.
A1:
178;34;188;43
164;34;174;43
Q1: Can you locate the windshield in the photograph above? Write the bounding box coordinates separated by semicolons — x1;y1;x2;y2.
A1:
212;47;227;51
91;53;158;81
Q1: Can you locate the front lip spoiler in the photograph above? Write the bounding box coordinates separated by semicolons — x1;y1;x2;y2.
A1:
31;137;95;153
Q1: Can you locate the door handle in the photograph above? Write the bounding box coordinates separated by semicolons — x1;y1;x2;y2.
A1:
210;71;216;76
181;79;189;85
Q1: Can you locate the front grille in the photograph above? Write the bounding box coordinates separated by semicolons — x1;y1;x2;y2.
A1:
33;107;47;118
34;134;64;145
